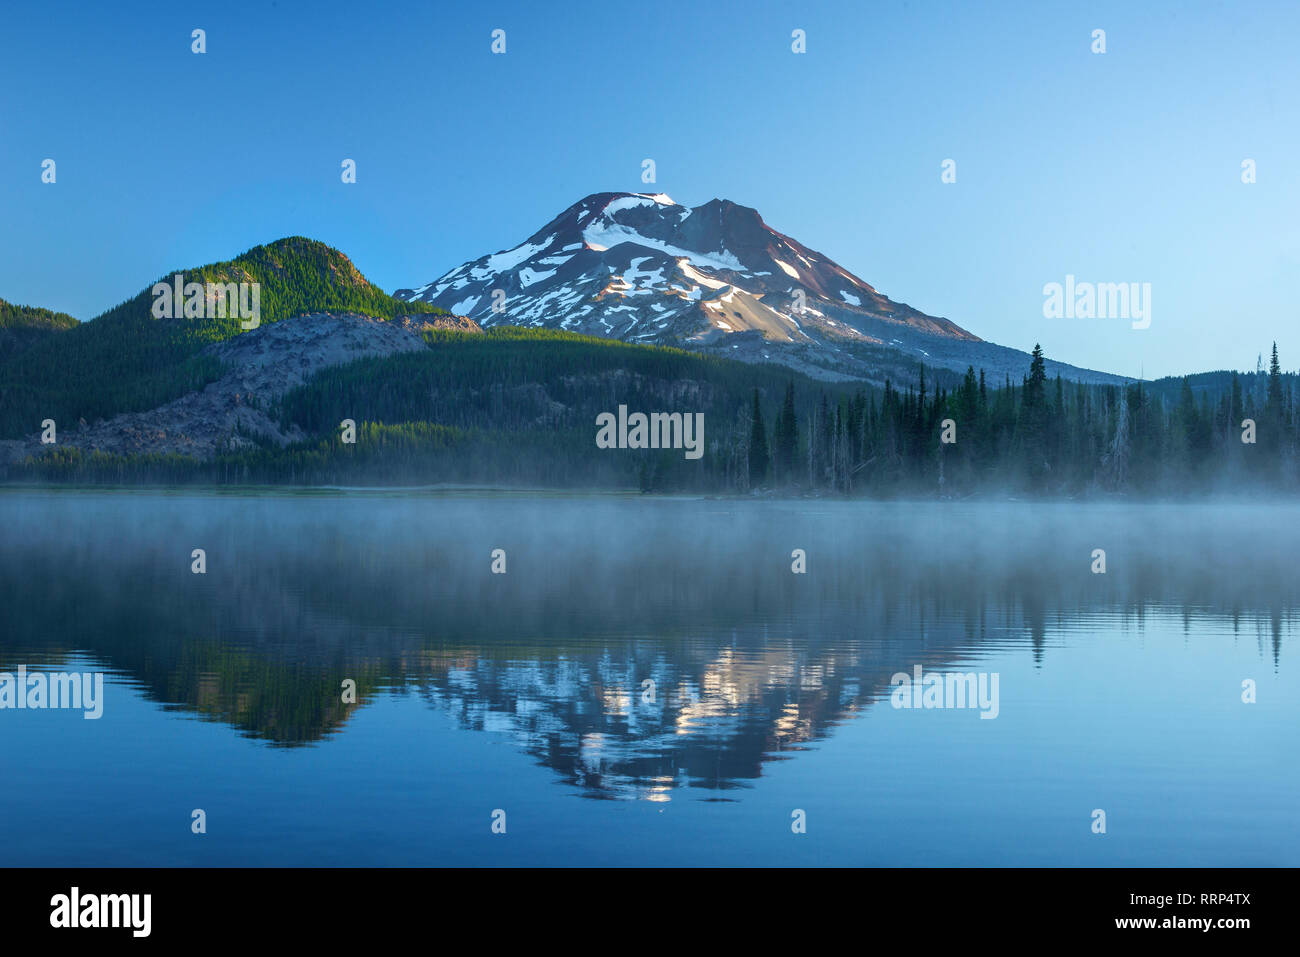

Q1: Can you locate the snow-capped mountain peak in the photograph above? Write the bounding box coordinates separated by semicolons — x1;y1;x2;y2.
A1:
397;191;979;356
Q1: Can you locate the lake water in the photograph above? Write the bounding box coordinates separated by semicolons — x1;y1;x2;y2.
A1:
0;489;1295;866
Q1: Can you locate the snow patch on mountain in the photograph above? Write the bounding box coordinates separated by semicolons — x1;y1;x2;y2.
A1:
773;258;800;279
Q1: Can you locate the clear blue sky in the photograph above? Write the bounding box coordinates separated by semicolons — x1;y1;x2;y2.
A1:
2;0;1296;379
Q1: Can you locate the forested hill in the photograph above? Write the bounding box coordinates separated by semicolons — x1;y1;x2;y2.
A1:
0;299;79;359
0;238;445;438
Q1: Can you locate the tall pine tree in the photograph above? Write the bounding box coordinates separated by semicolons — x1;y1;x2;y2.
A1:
772;381;798;483
748;389;769;487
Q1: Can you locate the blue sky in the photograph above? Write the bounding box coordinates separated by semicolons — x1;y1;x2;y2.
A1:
1;0;1296;379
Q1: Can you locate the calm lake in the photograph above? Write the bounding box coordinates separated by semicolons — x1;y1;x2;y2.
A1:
0;489;1295;866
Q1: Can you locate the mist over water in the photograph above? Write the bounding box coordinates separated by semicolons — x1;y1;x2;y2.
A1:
1;489;1295;865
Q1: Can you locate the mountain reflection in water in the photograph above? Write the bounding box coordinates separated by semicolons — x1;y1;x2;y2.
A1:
2;492;1291;806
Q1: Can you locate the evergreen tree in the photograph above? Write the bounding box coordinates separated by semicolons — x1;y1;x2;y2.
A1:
1024;344;1047;409
773;381;798;483
1267;342;1284;421
748;389;769;487
1018;344;1051;487
1230;372;1243;434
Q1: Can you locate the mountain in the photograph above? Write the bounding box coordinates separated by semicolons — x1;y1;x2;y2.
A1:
397;192;1126;386
0;238;446;439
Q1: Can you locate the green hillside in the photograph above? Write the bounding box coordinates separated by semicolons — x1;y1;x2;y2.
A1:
0;237;444;437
